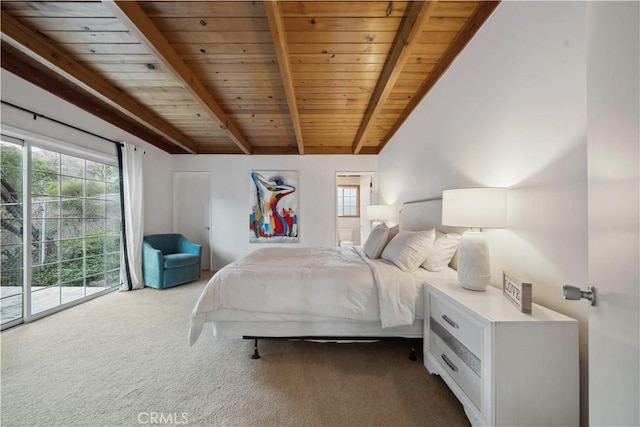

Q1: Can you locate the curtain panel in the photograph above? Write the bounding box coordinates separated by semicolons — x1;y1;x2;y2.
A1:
118;142;145;291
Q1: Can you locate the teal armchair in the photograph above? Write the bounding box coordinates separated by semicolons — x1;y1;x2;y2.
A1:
143;233;202;289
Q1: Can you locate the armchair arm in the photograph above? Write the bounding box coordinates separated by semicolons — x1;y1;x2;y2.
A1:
142;241;164;287
179;238;202;258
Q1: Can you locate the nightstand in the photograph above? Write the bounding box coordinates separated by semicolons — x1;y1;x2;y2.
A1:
423;278;579;427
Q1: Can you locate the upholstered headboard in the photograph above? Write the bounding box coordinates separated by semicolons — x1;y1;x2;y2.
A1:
398;197;465;270
399;197;458;233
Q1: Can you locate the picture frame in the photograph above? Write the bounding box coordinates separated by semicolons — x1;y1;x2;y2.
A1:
249;170;299;243
503;272;532;313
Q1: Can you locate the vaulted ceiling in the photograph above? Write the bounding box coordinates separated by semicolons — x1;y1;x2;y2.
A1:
1;1;499;155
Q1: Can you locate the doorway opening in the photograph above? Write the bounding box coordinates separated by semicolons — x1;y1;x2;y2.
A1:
335;172;375;247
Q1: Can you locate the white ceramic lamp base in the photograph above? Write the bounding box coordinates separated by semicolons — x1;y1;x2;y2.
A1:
457;231;491;291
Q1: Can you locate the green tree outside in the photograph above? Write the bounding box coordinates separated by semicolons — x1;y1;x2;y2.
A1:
1;142;121;291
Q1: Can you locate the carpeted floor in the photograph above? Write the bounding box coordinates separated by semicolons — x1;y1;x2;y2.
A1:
1;272;469;427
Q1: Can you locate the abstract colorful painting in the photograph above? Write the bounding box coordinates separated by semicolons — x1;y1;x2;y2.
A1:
250;171;299;243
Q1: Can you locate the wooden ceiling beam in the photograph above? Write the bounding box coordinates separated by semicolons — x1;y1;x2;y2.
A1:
264;0;305;155
351;0;437;154
0;11;199;154
104;0;252;155
377;1;501;153
0;41;186;154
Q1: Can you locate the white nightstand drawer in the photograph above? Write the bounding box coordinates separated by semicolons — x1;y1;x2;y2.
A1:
430;293;482;357
430;331;481;409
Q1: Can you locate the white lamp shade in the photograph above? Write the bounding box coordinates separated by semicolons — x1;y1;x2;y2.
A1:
442;188;507;229
366;204;394;221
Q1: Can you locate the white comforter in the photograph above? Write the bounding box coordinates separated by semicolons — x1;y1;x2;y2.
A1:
188;246;422;345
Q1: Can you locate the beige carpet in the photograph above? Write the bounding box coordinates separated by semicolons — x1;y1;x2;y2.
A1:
1;273;469;427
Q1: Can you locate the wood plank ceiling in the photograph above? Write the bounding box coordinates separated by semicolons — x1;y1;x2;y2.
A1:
0;1;499;155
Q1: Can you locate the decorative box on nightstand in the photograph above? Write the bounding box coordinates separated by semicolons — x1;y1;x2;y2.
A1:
423;278;579;427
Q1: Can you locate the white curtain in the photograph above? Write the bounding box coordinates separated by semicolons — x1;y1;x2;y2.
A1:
119;142;145;291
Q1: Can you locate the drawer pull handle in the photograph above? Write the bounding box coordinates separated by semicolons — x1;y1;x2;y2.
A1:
442;314;459;329
441;354;458;372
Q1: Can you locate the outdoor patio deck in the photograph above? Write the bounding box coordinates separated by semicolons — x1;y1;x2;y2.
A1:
1;286;108;324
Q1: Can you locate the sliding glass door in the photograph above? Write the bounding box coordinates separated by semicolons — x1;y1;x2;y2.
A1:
0;137;25;328
30;147;122;315
1;132;122;329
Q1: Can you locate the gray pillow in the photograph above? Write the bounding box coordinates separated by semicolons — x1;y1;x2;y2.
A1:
363;224;390;259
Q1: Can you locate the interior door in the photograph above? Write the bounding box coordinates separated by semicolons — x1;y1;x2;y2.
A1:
587;2;639;425
359;174;372;243
173;172;211;271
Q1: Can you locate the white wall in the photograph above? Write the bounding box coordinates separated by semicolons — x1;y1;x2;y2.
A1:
0;70;173;235
378;2;589;423
141;148;173;235
172;155;377;269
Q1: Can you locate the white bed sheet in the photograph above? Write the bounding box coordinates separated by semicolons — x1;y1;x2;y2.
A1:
189;246;458;345
202;266;458;323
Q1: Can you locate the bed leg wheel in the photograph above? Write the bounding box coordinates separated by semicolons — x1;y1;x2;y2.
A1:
409;346;417;361
251;339;261;360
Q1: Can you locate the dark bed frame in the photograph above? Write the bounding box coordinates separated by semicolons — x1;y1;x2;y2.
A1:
243;336;422;361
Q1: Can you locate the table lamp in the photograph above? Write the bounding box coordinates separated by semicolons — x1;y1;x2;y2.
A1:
442;188;507;291
366;204;394;227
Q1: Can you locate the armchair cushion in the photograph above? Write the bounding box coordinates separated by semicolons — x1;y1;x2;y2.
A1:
164;253;200;269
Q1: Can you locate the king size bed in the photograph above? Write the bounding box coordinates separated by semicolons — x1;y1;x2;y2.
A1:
188;198;462;358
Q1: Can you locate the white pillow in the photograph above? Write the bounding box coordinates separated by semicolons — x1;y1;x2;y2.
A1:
422;231;461;272
381;229;436;272
363;224;390;259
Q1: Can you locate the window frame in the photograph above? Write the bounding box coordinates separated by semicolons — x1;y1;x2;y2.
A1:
337;184;360;218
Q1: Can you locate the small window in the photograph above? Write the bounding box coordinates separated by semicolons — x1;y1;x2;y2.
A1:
337;185;360;217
